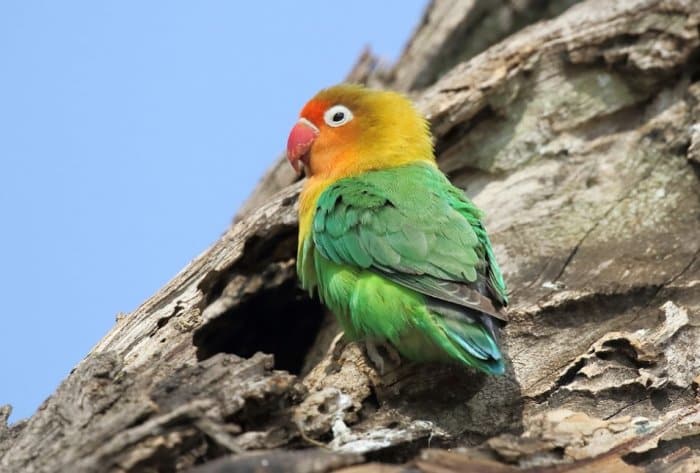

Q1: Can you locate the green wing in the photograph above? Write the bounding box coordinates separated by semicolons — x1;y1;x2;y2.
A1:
313;163;508;316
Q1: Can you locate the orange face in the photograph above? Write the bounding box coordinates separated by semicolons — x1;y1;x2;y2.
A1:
286;97;362;177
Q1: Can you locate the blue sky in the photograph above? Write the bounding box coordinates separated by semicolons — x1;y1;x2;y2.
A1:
0;1;426;422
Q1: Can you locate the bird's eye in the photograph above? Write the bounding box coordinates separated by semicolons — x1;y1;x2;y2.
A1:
324;105;353;127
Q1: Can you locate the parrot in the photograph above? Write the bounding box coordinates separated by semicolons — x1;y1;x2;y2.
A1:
285;84;508;375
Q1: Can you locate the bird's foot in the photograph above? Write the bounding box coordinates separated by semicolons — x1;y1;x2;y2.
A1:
364;340;402;375
327;331;346;357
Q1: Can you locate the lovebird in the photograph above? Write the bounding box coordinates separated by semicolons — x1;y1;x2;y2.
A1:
286;84;508;375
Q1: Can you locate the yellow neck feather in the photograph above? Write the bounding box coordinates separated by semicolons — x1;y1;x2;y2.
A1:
298;176;332;248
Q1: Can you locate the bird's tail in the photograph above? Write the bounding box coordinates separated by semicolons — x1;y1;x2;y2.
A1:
427;300;505;375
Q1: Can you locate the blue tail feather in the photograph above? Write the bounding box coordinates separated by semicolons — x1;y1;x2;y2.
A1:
430;300;505;375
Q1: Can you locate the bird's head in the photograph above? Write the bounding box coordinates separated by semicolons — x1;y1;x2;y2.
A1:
286;84;434;179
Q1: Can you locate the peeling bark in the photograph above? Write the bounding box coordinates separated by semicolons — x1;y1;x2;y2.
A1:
390;0;583;92
2;0;699;472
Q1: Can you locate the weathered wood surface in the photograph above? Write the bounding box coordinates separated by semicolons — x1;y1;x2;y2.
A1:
389;0;582;92
2;0;699;472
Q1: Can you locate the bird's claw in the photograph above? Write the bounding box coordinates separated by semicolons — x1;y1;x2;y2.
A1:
364;340;401;375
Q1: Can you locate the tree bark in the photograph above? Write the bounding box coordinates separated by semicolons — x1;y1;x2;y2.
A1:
2;1;699;472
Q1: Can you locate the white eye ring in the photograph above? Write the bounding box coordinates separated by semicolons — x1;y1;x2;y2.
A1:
323;105;353;127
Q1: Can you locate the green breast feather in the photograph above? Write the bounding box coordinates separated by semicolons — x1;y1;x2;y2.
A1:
298;163;508;374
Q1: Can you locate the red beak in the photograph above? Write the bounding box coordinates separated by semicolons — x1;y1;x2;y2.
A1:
286;118;319;174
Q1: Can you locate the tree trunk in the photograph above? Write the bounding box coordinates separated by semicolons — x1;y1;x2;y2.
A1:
2;1;699;472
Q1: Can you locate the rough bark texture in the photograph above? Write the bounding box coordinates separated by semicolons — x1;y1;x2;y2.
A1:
2;0;699;472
